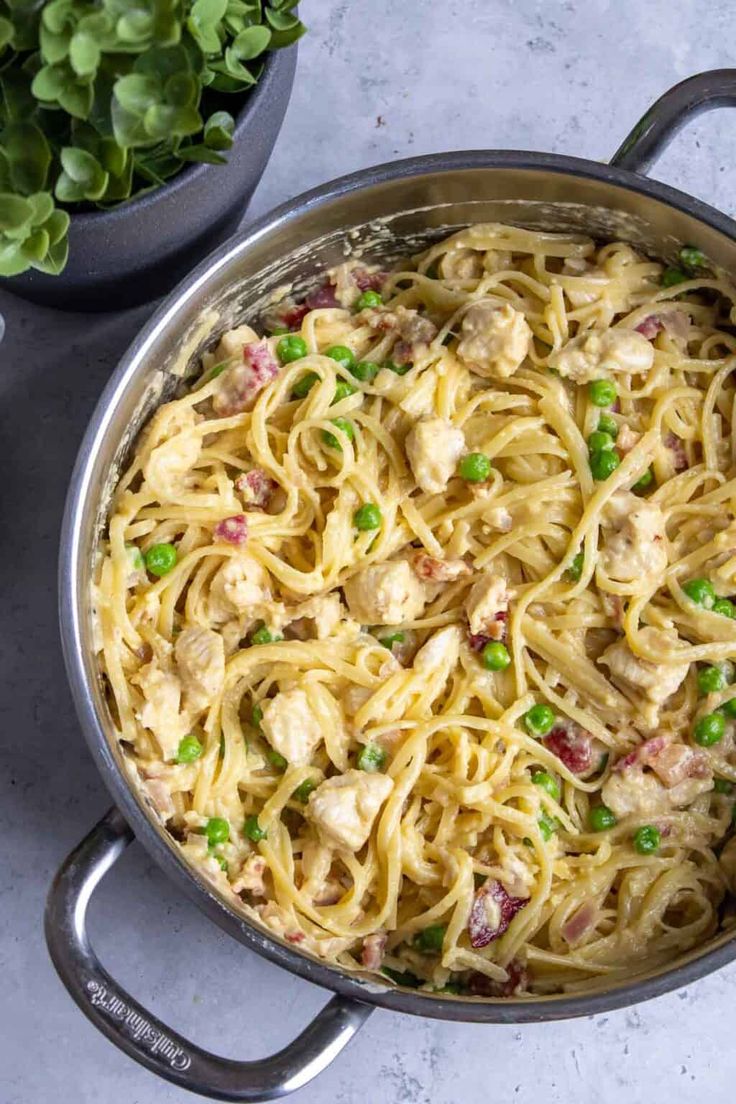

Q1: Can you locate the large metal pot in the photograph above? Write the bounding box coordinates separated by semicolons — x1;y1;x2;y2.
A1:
50;70;736;1101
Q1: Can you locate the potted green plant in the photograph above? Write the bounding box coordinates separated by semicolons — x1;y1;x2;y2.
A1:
0;0;303;309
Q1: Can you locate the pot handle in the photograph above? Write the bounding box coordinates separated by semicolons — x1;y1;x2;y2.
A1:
611;68;736;174
45;808;373;1101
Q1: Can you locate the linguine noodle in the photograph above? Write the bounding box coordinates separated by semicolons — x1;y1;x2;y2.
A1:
95;223;736;997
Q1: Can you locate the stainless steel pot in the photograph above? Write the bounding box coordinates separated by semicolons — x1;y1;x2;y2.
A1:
51;70;736;1101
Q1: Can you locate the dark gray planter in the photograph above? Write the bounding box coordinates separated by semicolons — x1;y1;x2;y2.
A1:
2;44;297;312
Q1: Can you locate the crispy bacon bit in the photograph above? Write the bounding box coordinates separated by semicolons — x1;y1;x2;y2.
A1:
613;735;667;773
468;879;528;948
236;469;278;510
468;614;508;649
412;552;472;582
561;901;597;945
361;931;387;970
354;268;387;292
285;931;305;944
665;431;688;472
467;959;529;997
282;303;309;330
635;315;664;339
469;632;491;652
543;722;593;775
305;283;339;310
214;515;248;545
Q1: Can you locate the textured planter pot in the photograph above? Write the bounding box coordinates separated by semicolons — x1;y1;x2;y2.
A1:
3;44;297;312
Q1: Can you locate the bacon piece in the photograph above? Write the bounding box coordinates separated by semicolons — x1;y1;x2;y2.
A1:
354;269;387;292
282;303;309;330
305;283;339;310
665;431;688;472
285;931;305;944
361;931;387;970
468;632;491;652
412;552;472;582
543;722;593;775
236;469;278;510
561;901;597;945
468;959;529;997
468;879;528;948
635;315;664;339
214;515;248;545
613;735;667;773
213;340;279;416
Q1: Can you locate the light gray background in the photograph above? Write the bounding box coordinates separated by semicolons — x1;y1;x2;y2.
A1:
2;2;736;1102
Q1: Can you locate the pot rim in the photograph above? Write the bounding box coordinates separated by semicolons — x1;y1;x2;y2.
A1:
60;147;736;1023
56;45;289;228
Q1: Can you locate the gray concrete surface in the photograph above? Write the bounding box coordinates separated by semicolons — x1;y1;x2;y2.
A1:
2;2;736;1101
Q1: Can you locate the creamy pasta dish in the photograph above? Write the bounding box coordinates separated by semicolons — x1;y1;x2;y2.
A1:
95;223;736;998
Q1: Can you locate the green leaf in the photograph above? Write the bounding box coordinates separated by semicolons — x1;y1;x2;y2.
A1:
2;122;52;194
42;0;76;36
0;15;14;50
41;207;70;245
58;79;94;120
27;191;55;225
39;23;71;64
0;240;31;277
114;72;160;114
191;0;228;24
269;21;305;48
231;24;270;59
1;68;37;120
31;63;67;101
69;31;100;77
135;44;191;80
0;192;33;231
21;226;50;261
164;71;198;106
143;101;200;139
203;109;234;149
110;98;150;147
33;233;68;275
177;142;226;163
59;145;109;197
264;8;298;31
117;8;153;42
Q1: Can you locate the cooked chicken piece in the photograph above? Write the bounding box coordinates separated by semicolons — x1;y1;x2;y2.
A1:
141;776;176;820
405;415;465;494
288;593;343;640
132;661;190;760
483;505;513;532
214;323;259;361
602;757;711;818
616;424;641;454
343;560;426;625
212;340;279;416
561;257;608;307
548;328;654;383
412;552;471;582
646;742;710;788
308;769;394;851
208;553;270;622
457;301;531;378
260;687;324;766
599;627;689;722
142;407;200;504
601;491;668;584
174;626;225;713
232;853;268;897
465;573;510;635
483;249;513;275
413;625;462;675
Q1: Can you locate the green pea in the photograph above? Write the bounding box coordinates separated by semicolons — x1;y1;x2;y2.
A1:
538;811;558;841
589;379;617;407
355;290;382;310
682;577;716;609
566;551;584;582
697;665;727;696
353;503;382;531
357;743;388;772
714;778;734;794
322;417;355;450
524;704;555;737
292;371;320;399
205;817;230;846
144;542;177;577
251;704;263;728
333;379;359;403
414;923;446;953
381;966;423;988
126;543;145;571
266;749;287;771
293;778;317;803
384;359;411;376
351;360;380;382
325;345;356;371
721;698;736;718
679;246;707;273
714;598;736;619
587;430;616;453
632;468;654;493
481;641;511;671
662;266;688;288
590;449;620;480
243;815;267;842
458;452;492;483
589;805;617;832
379;631;406;649
250;625;283;645
532;770;560;801
277;335;308;364
633;825;661;854
693;712;726;746
597;414;619;439
176;735;203;764
215;855;228;872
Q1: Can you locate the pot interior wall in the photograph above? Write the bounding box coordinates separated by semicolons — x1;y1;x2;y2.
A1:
69;161;736;1015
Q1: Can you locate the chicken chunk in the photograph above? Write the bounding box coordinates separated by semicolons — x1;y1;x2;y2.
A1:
412;552;471;582
208;553;271;622
602;752;711;818
465;573;510;635
405;416;465;494
413;625;462;675
260;687;323;767
287;593;343;640
213;340;279;416
560;257;608;307
457;301;531;378
132;661;190;761
599;627;689;722
601;491;668;584
214;323;259;361
174;626;225;713
343;560;426;625
142;409;201;504
548;328;654;384
308;769;394;851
